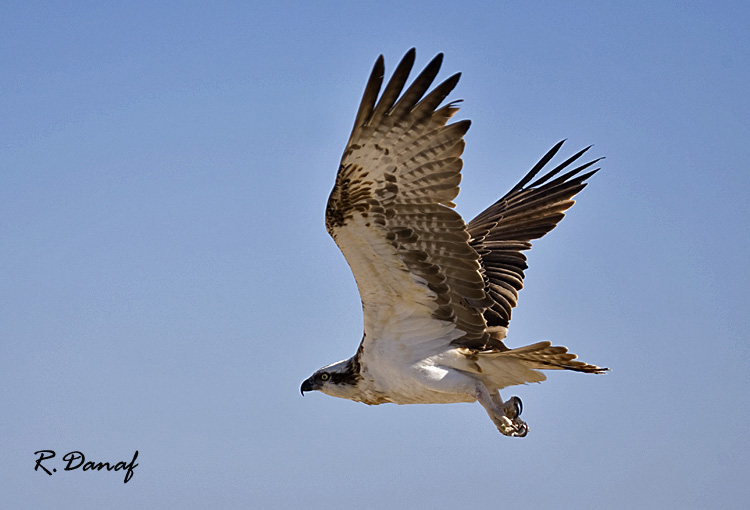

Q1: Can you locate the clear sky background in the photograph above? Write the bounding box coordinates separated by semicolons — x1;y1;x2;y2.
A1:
2;1;748;508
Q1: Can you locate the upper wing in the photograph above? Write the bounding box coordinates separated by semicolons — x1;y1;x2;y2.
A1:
326;49;492;349
467;140;602;334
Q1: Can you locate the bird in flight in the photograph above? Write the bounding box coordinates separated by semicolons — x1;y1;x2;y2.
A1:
301;49;606;437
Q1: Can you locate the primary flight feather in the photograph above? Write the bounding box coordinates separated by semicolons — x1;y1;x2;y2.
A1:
301;49;606;436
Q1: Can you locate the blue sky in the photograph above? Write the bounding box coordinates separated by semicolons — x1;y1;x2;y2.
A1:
2;1;748;508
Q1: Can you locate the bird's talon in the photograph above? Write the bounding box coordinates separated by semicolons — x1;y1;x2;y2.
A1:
495;414;529;437
513;396;522;417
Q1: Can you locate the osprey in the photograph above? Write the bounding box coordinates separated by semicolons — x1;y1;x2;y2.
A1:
301;49;607;437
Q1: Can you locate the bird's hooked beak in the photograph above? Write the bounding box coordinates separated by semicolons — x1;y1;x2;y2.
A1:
300;377;316;396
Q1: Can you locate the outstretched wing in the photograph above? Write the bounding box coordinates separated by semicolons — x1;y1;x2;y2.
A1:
465;140;602;339
326;49;492;349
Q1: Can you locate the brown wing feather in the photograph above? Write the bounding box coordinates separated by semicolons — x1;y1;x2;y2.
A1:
326;49;492;346
466;141;603;331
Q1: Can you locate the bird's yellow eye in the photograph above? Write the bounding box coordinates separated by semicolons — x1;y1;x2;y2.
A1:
320;373;330;381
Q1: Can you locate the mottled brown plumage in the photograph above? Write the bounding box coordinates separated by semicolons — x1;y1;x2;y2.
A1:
326;50;491;348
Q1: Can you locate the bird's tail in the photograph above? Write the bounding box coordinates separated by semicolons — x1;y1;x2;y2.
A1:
462;341;607;390
487;341;608;374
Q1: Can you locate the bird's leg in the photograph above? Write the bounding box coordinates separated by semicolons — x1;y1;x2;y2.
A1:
409;363;528;436
474;383;528;437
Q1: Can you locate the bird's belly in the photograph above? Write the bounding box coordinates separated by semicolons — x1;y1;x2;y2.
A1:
359;350;479;405
360;374;477;404
383;386;476;405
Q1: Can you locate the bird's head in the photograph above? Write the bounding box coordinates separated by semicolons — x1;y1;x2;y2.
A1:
300;358;360;400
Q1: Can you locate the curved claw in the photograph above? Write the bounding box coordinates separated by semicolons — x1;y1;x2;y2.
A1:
496;396;528;437
494;412;529;437
512;396;523;417
510;421;528;437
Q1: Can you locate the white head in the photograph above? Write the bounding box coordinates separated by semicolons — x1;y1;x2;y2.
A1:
300;357;362;401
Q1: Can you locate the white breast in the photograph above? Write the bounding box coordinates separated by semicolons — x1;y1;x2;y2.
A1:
357;310;478;405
